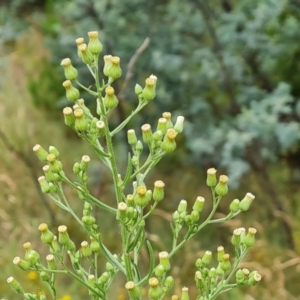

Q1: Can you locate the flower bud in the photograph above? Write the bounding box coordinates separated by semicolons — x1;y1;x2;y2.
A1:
46;153;63;173
153;180;165;202
220;253;231;272
142;77;156;101
46;254;57;270
134;186;149;208
23;242;40;266
87;31;103;55
206;168;217;187
62;107;75;127
217;246;225;262
148;277;163;300
215;175;229;196
107;56;122;81
38;223;54;244
74;108;88;131
50;236;60;254
239;193;255;211
90;236;101;253
136;140;143;152
62;80;80;102
248;271;262;286
178;200;187;213
80;155;90;172
193;196;205;213
236;269;245;284
43;165;59;182
135;83;143;95
159;251;170;271
195;258;204;269
13;257;31;271
82;215;96;226
104;86;118;110
96;120;105;136
181;287;190;300
7;277;23;294
126;194;135;207
164;276;174;289
157;118;167;134
60;58;78;81
229;199;240;213
125;281;140;299
154;264;165;277
152;130;163;142
190;210;199;223
231;228;242;247
141;124;153;144
117;202;128;221
161;128;177;153
202;251;212;265
216;264;224;276
127;129;137;146
162;112;173;129
58;225;71;245
78;43;94;65
75;37;85;58
33;144;48;161
97;272;110;286
38;176;51;194
40;271;50;283
243;227;257;247
81;241;92;257
174;116;185;133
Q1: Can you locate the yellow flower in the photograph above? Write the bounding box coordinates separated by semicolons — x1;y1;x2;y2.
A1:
59;295;72;300
27;271;38;280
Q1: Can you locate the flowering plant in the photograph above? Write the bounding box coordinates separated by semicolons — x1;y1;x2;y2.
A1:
7;31;261;300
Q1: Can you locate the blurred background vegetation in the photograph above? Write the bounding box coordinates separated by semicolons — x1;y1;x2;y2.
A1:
0;0;300;299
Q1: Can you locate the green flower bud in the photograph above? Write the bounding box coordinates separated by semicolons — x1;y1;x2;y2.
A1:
50;236;60;254
60;58;78;81
87;31;103;55
154;264;165;278
33;144;48;161
73;162;81;176
208;267;216;278
181;287;190;300
243;227;257;247
127;129;138;146
78;43;94;65
206;168;217;187
135;83;143;95
162;112;173;129
7;277;24;294
65;240;76;252
190;210;199;222
23;242;40;266
126;194;135;207
159;251;170;271
125;281;140;299
216;264;224;276
174;116;185;133
136;140;143;152
74;108;88;131
141;124;153;144
58;225;71;245
81;241;92;257
46;153;63;174
231;228;242;247
195;271;204;290
13;257;31;271
172;210;180;222
220;253;231;272
106;262;114;273
40;271;50;283
62;80;80;102
192;196;205;213
107;56;122;82
156;118;167;135
38;176;51;194
153;180;165;202
90;236;101;253
239;193;255;212
178;199;187;214
43;165;59;182
236;269;246;284
80;155;90;172
82;215;96;225
217;246;225;262
46;254;57;270
48;146;59;158
215;175;229;196
202;251;212;265
161;128;177;153
38;223;54;244
248;271;262;286
134;186;149;208
148;277;163;300
75;37;85;59
104;86;119;110
103;55;112;76
117;202;128;221
164;276;174;289
195;258;204;269
97;272;110;286
152;130;163;142
63;107;75;127
172;295;179;300
142;77;156;101
229;199;240;213
96;120;105;137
